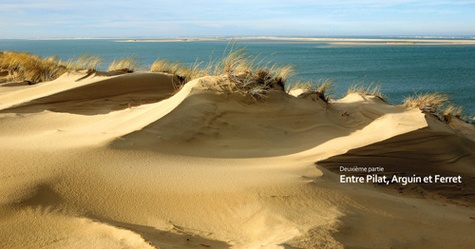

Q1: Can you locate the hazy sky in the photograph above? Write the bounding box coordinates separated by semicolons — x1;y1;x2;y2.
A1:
2;0;475;38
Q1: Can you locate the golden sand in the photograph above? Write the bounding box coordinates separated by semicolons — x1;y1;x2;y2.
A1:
0;71;474;248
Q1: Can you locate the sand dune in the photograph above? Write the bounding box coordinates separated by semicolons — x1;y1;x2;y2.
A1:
1;71;177;115
1;72;474;248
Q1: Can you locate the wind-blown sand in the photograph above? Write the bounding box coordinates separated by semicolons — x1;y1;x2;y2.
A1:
0;71;474;248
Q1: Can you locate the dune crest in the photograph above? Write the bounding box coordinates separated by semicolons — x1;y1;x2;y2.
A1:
1;72;474;248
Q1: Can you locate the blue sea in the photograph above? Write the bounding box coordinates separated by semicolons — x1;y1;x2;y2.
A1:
1;38;474;116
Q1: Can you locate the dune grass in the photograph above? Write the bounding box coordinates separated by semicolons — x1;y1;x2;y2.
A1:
65;55;103;71
215;47;295;97
403;92;470;123
0;46;295;91
150;59;183;75
403;92;449;112
150;59;205;88
0;51;108;84
214;47;252;76
148;45;295;97
0;52;143;84
348;82;384;99
1;50;472;124
289;79;333;102
0;51;68;84
443;105;463;118
108;58;138;72
220;48;294;87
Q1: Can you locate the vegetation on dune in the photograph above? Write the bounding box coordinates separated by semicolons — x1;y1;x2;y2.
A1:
0;52;108;84
148;46;295;100
0;51;68;84
65;55;103;71
289;79;333;102
150;59;183;75
218;48;294;90
108;58;138;73
209;47;295;100
150;59;203;88
0;46;376;103
404;92;449;111
443;105;463;119
348;82;384;100
0;51;147;84
404;92;469;123
0;46;295;91
0;49;472;123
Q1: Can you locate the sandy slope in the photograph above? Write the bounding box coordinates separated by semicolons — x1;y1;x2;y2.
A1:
0;72;474;248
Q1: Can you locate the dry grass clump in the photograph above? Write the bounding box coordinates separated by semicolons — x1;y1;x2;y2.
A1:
214;48;251;75
290;79;333;102
209;42;294;94
269;64;295;89
108;58;138;73
0;51;108;84
443;105;463;118
348;82;384;100
215;48;294;87
443;105;464;123
0;51;68;84
65;55;102;71
148;45;295;100
228;65;295;101
213;48;295;100
403;92;469;123
179;62;206;85
150;59;183;74
403;92;449;113
150;59;204;88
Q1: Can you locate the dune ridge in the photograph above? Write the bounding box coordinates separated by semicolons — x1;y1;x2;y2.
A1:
1;70;474;248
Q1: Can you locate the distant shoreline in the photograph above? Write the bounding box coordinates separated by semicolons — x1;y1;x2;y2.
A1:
4;36;474;45
116;36;475;45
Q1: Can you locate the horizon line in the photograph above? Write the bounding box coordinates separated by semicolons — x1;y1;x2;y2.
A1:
1;34;475;41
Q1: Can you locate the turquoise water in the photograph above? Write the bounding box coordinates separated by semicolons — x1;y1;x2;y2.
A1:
1;39;474;116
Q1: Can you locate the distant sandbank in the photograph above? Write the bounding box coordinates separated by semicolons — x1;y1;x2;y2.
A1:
117;36;475;45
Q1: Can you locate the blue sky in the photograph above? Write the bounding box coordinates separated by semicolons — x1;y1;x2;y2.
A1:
1;0;475;38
